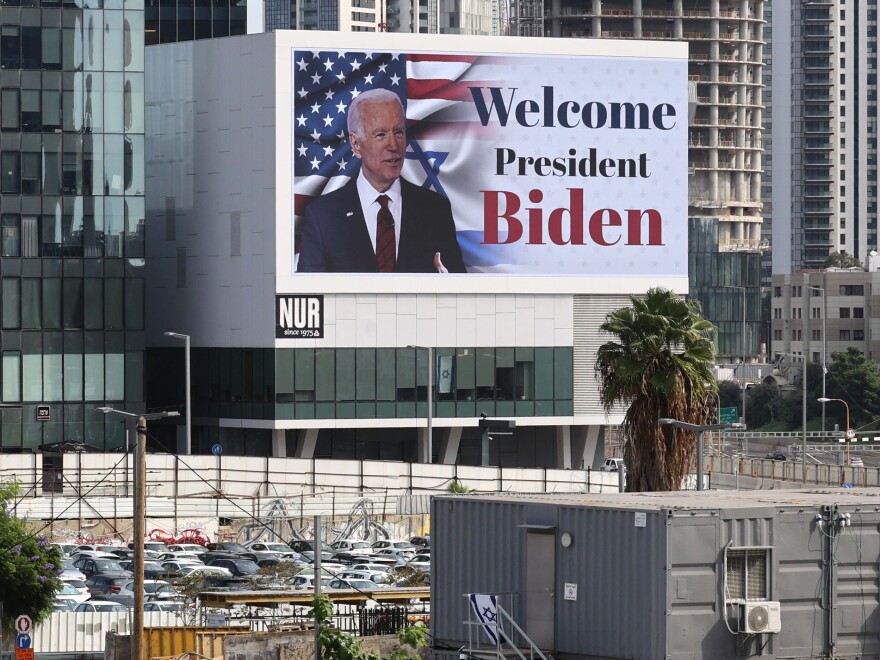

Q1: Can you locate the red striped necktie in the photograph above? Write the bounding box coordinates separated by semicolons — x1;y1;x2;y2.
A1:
376;194;396;272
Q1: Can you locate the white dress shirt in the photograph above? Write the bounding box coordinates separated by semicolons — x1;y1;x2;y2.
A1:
356;174;402;257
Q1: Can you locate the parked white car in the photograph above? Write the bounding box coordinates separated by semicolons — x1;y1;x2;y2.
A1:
330;539;373;556
167;543;208;555
601;457;624;472
54;582;90;605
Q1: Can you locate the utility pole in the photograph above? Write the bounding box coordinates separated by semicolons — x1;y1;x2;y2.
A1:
96;407;178;660
133;416;146;660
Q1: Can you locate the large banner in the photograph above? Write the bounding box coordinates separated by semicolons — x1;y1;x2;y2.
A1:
292;47;687;278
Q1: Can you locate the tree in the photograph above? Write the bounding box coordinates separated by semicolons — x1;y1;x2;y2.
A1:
595;288;718;492
824;251;863;269
0;482;63;630
309;594;426;660
824;347;880;430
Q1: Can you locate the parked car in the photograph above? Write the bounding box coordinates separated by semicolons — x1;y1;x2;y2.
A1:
765;451;788;461
327;578;386;591
289;540;336;562
205;557;260;577
206;542;250;555
118;561;169;580
244;541;299;559
330;539;373;556
54;581;90;605
340;569;393;585
59;559;87;582
145;600;188;612
851;456;865;467
73;558;131;579
175;565;233;579
291;575;332;591
601;457;624;472
371;540;417;552
62;579;91;599
409;536;431;549
74;601;128;613
85;575;132;597
52;600;75;611
372;548;414;565
406;554;431;572
167;543;208;554
117;580;179;600
128;541;168;553
51;543;79;557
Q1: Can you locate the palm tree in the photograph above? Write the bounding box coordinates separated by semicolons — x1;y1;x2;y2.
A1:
595;288;718;492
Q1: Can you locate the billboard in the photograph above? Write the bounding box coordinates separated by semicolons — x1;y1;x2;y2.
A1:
288;35;688;287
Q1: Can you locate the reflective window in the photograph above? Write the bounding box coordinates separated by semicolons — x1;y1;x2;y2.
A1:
2;352;21;403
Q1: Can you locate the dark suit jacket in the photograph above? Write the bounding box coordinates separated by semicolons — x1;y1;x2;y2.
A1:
297;177;467;273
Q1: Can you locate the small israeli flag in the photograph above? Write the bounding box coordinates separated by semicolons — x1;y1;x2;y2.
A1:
438;355;455;394
468;593;502;645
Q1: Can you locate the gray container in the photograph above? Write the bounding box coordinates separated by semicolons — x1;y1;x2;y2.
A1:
431;490;880;659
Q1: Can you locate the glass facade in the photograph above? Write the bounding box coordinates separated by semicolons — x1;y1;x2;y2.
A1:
0;0;145;452
147;346;574;456
144;0;246;45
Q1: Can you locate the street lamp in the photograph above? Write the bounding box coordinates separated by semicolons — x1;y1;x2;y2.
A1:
723;285;747;426
407;345;433;464
96;407;179;660
817;397;852;466
778;352;808;484
164;331;191;455
808;286;827;437
658;418;737;491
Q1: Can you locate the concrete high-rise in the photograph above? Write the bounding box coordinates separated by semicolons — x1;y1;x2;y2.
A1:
769;0;878;274
539;0;766;362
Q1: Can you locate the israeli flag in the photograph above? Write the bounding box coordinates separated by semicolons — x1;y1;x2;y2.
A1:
438;355;455;394
468;593;502;645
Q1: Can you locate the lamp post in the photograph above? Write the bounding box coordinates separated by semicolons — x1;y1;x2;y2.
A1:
817;397;852;466
164;331;191;455
723;285;747;426
658;418;737;491
778;352;808;483
407;345;433;463
808;286;827;437
96;407;179;660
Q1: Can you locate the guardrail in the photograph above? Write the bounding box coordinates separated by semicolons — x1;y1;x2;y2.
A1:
708;456;878;487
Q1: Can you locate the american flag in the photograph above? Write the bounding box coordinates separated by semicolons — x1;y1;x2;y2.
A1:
292;49;510;267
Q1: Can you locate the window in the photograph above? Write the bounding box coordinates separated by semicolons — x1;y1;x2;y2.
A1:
840;308;851;318
854;307;864;318
773;329;782;340
773;308;782;319
774;287;781;297
813;352;820;363
840;330;851;340
812;329;821;340
725;547;769;601
840;285;865;295
812;307;822;319
793;307;802;319
854;330;865;341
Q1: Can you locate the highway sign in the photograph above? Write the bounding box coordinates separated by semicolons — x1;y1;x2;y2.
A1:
16;633;31;650
14;615;31;635
846;428;856;440
719;407;738;424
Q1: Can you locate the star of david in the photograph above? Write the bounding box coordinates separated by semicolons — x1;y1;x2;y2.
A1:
481;607;497;622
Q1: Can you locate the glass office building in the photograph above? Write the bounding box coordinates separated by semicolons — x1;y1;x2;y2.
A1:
145;0;247;44
0;0;146;451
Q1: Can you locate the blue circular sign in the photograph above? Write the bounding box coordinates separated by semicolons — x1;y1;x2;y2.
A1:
211;444;222;456
16;633;31;650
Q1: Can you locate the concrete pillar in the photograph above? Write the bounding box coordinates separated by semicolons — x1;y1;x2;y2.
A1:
293;428;319;458
571;425;602;469
272;429;287;458
555;426;572;469
435;426;462;465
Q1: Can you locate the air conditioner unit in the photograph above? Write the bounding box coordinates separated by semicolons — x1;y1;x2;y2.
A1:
739;601;782;634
